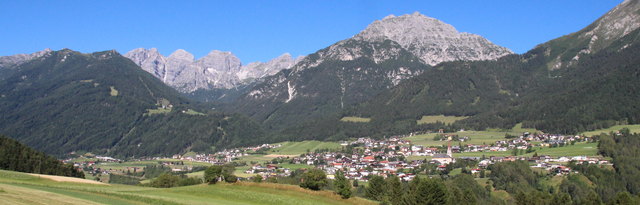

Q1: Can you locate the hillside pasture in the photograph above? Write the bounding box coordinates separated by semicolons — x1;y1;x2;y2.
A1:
452;142;599;158
416;115;468;125
340;117;371;123
581;124;640;137
406;131;512;147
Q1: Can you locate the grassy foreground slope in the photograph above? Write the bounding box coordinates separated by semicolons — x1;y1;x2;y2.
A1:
0;170;373;205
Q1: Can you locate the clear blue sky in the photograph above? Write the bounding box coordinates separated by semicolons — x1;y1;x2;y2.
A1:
0;0;622;64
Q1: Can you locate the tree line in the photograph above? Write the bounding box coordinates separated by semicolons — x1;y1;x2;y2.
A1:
0;135;84;178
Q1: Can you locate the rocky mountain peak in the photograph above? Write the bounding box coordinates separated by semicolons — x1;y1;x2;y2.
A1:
124;48;166;80
0;48;53;69
354;12;513;66
197;50;242;73
237;53;300;81
168;49;195;62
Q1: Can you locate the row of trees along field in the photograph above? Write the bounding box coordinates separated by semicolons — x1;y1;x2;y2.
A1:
0;135;84;178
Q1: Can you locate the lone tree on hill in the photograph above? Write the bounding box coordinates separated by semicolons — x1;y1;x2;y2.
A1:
299;168;327;190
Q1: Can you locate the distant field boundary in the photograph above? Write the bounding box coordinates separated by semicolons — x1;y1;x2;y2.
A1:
29;173;108;185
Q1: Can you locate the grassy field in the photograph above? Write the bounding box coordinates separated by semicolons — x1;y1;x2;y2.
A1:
0;169;374;205
93;159;212;173
145;108;172;115
406;123;540;147
406;131;512;147
452;142;599;158
416;115;468;125
340;117;371;123
269;141;342;155
525;142;598;157
581;124;640;137
184;109;206;116
229;141;337;176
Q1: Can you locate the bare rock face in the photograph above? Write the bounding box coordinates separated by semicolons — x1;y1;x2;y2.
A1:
124;48;166;80
0;48;53;69
124;48;297;92
354;12;513;66
237;53;301;81
542;0;640;69
580;0;640;52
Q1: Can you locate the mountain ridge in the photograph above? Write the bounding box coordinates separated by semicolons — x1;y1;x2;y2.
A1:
125;48;302;92
225;12;513;130
0;49;267;157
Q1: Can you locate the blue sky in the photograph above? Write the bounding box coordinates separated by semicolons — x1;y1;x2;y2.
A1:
0;0;622;63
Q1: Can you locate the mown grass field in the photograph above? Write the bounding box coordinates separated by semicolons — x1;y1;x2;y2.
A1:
229;141;338;176
525;142;598;157
145;107;172;115
416;115;468;125
406;123;539;147
451;142;599;158
340;116;371;123
85;159;212;174
0;169;374;205
269;141;342;155
581;124;640;137
406;131;512;147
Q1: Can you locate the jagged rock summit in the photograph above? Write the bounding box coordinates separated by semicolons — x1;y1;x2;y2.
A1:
0;48;53;69
355;12;513;66
124;48;300;92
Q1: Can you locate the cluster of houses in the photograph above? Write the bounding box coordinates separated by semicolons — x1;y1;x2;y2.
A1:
169;143;284;164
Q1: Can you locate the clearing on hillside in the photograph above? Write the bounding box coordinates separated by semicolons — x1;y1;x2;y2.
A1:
109;86;118;96
416;115;468;125
340;116;371;123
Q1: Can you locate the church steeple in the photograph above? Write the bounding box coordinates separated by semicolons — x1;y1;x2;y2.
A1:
447;141;452;158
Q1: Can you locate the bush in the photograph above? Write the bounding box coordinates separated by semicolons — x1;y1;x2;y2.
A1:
150;173;180;188
224;173;238;183
252;174;263;183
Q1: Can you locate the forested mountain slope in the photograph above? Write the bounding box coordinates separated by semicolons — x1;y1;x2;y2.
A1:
0;49;266;157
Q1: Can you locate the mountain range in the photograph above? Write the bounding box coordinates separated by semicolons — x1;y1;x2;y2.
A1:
222;12;512;130
124;48;302;93
0;0;638;157
288;0;640;138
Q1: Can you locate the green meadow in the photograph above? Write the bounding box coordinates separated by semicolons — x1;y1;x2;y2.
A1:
268;141;342;155
451;142;599;158
406;123;539;147
581;124;640;137
0;169;374;205
416;115;468;125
